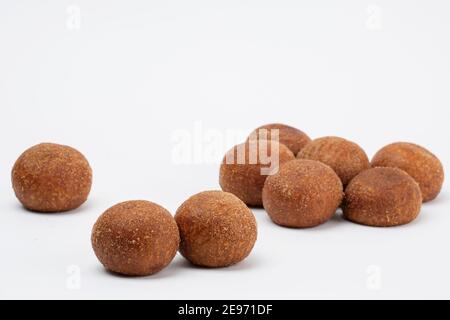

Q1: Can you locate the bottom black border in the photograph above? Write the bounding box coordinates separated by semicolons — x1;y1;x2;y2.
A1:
0;300;439;318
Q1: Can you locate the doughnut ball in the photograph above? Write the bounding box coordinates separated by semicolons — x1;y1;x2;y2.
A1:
297;136;370;186
371;142;444;202
12;143;92;212
262;159;343;228
175;191;257;268
343;167;422;227
91;201;180;276
247;123;311;156
219;140;295;207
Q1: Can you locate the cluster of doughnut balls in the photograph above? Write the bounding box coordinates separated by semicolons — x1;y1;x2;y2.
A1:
11;123;444;276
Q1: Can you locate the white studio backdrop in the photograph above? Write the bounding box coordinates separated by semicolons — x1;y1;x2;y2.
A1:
0;0;449;299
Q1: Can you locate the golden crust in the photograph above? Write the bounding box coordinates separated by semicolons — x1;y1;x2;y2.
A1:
91;200;180;276
12;143;92;212
297;136;370;186
175;191;257;268
219;141;295;207
371;142;444;202
262;159;343;228
343;167;422;227
247;123;311;156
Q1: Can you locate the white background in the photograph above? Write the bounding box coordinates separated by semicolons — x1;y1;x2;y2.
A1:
0;0;449;299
